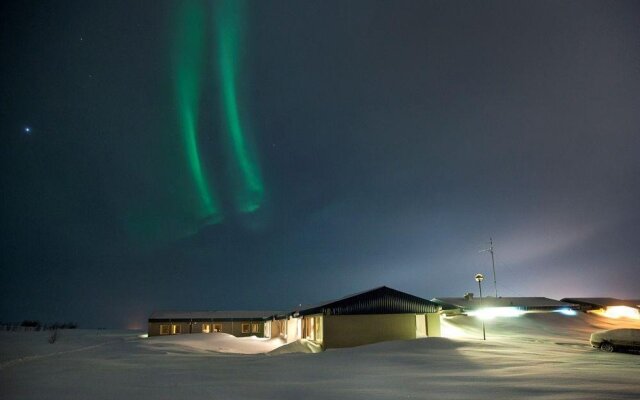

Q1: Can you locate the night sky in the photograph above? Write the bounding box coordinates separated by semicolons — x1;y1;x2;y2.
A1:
2;0;639;329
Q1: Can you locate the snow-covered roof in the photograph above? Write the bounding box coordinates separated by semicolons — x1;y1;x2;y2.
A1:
561;298;640;308
149;310;281;321
432;297;575;310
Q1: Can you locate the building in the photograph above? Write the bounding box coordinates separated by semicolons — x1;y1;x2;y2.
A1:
269;286;442;349
148;286;442;348
147;310;280;337
433;296;577;317
561;298;640;319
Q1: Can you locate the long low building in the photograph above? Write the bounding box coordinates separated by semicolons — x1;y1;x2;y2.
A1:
561;298;640;319
433;296;578;317
148;286;442;348
147;310;280;337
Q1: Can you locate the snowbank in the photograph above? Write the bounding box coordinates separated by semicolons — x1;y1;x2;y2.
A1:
141;332;286;354
268;339;323;355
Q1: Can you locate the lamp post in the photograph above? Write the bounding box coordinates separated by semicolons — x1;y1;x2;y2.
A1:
475;273;486;340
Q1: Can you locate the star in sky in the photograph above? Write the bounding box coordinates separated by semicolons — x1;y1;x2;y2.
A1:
23;126;31;134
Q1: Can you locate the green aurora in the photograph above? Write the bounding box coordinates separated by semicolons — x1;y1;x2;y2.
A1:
167;0;264;239
215;0;264;214
174;0;222;223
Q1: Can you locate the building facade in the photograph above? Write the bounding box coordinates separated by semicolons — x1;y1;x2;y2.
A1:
266;286;442;348
148;311;278;337
148;286;442;348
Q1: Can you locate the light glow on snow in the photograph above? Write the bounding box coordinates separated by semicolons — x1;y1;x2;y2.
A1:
592;306;640;320
440;317;468;338
468;307;526;320
555;308;577;316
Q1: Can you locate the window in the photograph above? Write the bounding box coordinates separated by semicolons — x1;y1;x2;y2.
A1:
213;324;222;332
241;323;250;333
251;323;260;333
304;318;313;340
160;325;170;335
171;324;181;334
202;324;210;333
303;316;323;343
314;316;323;343
264;322;271;338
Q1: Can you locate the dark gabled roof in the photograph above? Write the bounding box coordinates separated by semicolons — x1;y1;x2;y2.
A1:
148;310;280;322
293;286;440;316
561;298;639;308
433;297;576;310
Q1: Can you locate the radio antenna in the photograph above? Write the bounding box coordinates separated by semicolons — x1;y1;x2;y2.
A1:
480;238;498;297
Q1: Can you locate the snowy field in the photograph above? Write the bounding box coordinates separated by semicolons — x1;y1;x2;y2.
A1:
2;313;639;400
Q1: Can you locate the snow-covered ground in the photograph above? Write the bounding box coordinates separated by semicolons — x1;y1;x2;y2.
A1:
141;331;287;355
1;313;639;399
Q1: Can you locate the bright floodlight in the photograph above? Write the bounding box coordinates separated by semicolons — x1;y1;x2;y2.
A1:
475;273;484;282
469;307;526;320
556;308;578;316
595;306;640;320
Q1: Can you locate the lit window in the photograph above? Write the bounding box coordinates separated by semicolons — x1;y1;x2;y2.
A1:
251;323;260;333
160;325;170;335
213;324;222;332
171;324;181;334
314;316;323;343
241;324;250;333
202;324;210;333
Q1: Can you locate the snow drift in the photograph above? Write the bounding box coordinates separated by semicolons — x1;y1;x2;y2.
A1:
2;313;640;399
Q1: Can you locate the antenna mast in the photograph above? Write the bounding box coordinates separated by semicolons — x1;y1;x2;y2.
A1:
481;238;498;298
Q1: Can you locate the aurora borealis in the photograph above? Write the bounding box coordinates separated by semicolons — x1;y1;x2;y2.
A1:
172;0;263;228
1;0;640;328
216;0;264;214
173;0;221;224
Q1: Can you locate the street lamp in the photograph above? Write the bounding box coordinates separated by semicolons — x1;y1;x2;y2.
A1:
475;273;486;340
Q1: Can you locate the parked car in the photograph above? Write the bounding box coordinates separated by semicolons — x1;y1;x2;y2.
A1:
590;328;640;353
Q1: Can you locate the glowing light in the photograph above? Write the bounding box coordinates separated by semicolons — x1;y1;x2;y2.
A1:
468;307;526;320
24;127;31;134
215;0;264;213
174;0;221;222
592;306;640;320
440;317;469;338
555;308;577;316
